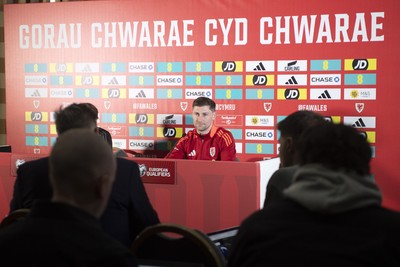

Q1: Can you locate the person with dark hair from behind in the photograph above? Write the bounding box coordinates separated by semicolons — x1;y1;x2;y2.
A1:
0;129;137;266
10;103;160;247
166;96;237;161
263;110;327;206
228;123;400;267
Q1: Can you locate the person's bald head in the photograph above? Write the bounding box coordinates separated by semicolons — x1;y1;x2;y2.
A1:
49;129;116;217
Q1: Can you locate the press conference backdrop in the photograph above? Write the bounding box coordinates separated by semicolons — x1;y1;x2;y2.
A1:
3;1;400;210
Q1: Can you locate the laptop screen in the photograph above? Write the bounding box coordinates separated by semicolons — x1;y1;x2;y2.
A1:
207;226;239;259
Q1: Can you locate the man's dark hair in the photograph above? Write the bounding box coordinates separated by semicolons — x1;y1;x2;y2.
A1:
278;110;327;144
54;103;98;135
192;97;216;112
297;123;371;175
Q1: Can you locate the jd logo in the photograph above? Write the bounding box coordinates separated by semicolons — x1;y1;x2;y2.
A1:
163;128;176;137
135;114;148;124
108;89;120;98
31;112;42;121
222;61;236;72
253;75;267;85
285;89;300;99
352;59;369;70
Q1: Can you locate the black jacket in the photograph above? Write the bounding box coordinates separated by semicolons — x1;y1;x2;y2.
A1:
10;157;160;246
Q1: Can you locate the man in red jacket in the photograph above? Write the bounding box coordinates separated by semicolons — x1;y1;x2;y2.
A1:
166;97;237;161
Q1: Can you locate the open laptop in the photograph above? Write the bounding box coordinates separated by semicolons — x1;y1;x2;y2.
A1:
207;226;239;259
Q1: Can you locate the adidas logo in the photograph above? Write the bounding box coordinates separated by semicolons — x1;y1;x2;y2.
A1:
135;90;146;98
31;90;41;97
82;64;92;73
188;150;196;157
318;90;332;99
285;76;298;85
352;118;366;127
108;77;119;85
253;62;266;71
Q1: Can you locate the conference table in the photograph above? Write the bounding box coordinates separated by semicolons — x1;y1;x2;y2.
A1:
0;153;279;233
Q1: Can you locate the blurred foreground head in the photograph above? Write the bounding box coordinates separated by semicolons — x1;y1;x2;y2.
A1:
297;123;371;176
49;129;116;217
278;111;327;167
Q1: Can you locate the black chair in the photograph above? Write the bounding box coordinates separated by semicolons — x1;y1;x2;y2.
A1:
131;223;226;267
0;209;30;230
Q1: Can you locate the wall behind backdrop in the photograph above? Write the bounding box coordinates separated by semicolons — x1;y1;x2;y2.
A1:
3;0;400;210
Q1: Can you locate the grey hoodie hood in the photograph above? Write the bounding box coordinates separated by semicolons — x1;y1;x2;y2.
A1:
283;164;382;214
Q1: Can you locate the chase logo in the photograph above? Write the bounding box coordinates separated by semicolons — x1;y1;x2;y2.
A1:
277;89;307;100
25;112;48;122
129;140;155;150
215;61;243;72
25;76;48;86
185;89;213;99
157;114;183;125
245;75;274;86
102;88;127;99
156;75;183;86
129;62;154;73
310;74;341;86
157;127;184;138
344;59;377;71
344;88;376;100
50;88;73;98
245;129;274;140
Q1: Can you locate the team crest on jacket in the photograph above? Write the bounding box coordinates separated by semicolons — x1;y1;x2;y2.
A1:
210;147;216;157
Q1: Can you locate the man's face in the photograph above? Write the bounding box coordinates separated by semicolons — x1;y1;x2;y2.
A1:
192;105;215;135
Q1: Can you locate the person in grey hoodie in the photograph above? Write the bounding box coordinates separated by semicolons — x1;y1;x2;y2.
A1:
228;123;400;267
